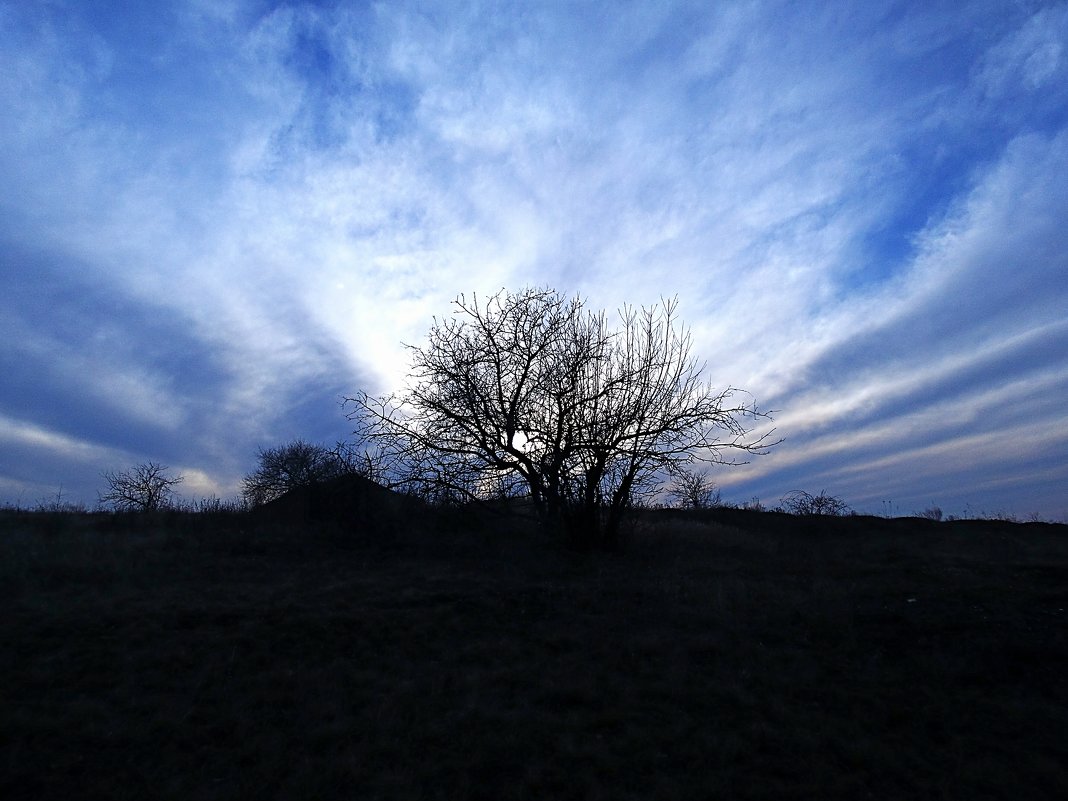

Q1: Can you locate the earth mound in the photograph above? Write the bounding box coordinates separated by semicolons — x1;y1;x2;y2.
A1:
254;473;424;531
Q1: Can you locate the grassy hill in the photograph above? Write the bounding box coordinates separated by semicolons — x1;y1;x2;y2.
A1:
2;505;1066;800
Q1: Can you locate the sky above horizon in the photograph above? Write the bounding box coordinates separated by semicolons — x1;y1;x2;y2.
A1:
2;0;1066;519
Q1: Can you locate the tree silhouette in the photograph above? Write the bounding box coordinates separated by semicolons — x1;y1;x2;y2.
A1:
241;439;350;508
668;467;722;509
99;462;183;512
346;287;777;548
781;490;850;516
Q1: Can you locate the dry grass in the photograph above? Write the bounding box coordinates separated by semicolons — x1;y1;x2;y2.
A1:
2;508;1066;800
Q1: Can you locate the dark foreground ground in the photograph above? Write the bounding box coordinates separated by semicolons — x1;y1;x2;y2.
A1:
2;507;1066;800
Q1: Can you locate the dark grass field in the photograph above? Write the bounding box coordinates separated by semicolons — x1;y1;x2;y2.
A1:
2;507;1066;800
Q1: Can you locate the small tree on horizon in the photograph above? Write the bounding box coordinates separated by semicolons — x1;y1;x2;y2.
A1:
241;439;351;507
781;489;850;516
99;462;184;512
668;468;722;509
346;287;778;548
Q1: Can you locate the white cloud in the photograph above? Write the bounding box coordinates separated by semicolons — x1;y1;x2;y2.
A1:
0;414;128;468
978;5;1068;95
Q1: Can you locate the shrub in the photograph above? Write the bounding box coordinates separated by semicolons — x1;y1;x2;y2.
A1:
918;506;943;521
667;468;722;509
781;490;850;517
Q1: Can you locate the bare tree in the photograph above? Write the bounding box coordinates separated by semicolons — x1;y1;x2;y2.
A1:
781;490;850;516
328;439;404;488
99;462;183;512
668;467;722;509
242;439;350;507
346;287;777;548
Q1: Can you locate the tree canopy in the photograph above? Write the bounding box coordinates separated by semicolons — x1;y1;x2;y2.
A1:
99;462;183;512
346;287;777;547
242;439;350;508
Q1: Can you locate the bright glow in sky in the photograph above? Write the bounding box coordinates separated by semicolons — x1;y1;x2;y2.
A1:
2;0;1066;518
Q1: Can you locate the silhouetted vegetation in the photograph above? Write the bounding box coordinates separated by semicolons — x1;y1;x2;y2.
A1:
667;466;722;509
2;501;1065;800
346;287;777;549
98;462;184;512
780;489;851;516
241;439;356;507
919;505;944;521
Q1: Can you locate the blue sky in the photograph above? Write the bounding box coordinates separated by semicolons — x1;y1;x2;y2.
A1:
2;0;1066;518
